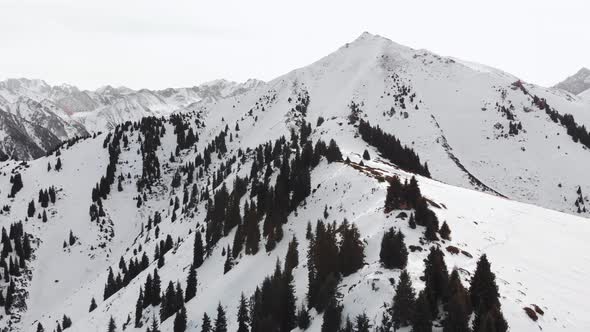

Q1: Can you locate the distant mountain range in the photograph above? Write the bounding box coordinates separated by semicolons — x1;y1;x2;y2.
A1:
0;78;264;159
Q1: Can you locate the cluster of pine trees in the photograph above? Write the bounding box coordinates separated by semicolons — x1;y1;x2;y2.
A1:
358;120;430;177
205;121;343;262
378;252;507;332
138;117;165;190
307;220;364;314
171;114;199;152
103;251;150;300
508;121;523;135
384;176;441;241
0;221;32;314
8;173;23;198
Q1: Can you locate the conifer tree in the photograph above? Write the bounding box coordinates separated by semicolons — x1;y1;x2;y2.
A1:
412;291;432;332
469;255;500;313
185;264;197;302
423;247;449;315
439;221;451;240
201;313;212;332
89;297;97;312
326;139;343;163
62;315;72;329
379;228;408;269
28;200;35;218
338;222;364;276
297;304;311;330
147;315;160;332
223;246;233;274
107;316;116;332
214;303;227;332
444;292;470;332
392;270;415;329
284;235;299;273
362;150;371;160
355;313;371;332
173;306;187;332
236;293;249;332
321;300;342;332
135;288;144;327
37;323;45;332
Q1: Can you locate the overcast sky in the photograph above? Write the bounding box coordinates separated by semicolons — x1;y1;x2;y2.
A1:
0;0;588;90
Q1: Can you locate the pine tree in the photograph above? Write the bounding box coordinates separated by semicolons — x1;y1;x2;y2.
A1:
62;315;72;329
135;288;144;327
423;247;449;315
37;323;45;332
439;221;451;240
201;313;212;332
214;303;227;332
379;228;408;269
326;139;343;163
148;315;160;332
392;270;415;329
409;213;417;229
223;246;233;274
284;235;299;273
338;222;365;276
173;306;187;332
412;291;432;332
297;304;311;330
236;293;249;332
185;264;197;302
107;316;116;332
443;292;470;332
362;149;371;160
89;297;98;312
28;200;35;218
355;313;371;332
469;255;500;313
42;210;48;222
321;300;342;332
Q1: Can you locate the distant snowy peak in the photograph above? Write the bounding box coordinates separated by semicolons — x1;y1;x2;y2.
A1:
555;67;590;95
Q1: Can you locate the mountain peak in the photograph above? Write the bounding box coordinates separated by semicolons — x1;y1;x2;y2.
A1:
555;67;590;95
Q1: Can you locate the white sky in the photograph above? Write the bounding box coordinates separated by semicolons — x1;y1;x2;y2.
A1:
0;0;588;90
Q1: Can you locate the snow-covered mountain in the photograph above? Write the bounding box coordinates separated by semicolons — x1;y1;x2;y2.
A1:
554;67;590;95
0;32;589;332
0;78;264;160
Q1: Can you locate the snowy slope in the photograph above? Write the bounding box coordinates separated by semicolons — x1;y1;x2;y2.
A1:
0;117;589;332
0;32;589;332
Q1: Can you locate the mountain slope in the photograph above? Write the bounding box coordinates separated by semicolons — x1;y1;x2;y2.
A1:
1;116;589;332
0;32;589;332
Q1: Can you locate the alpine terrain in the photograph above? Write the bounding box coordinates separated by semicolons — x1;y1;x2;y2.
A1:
0;32;589;332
